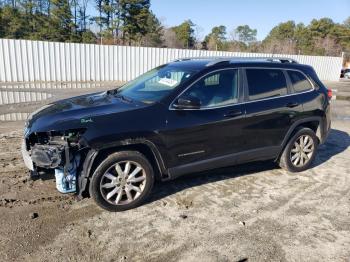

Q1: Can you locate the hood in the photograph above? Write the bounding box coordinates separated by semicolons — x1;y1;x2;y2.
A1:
26;91;146;133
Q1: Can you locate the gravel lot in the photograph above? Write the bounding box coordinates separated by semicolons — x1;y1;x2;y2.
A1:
0;81;349;261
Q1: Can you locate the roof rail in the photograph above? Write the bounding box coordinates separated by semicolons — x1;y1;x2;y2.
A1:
173;56;233;62
172;56;299;66
205;58;232;67
264;57;298;63
173;56;235;67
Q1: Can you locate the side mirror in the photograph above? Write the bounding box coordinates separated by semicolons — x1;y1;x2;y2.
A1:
173;96;201;109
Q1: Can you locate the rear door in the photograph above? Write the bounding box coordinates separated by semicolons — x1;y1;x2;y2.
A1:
243;68;303;155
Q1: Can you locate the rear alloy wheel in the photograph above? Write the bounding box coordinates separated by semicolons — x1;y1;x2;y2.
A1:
279;128;318;172
290;135;315;167
90;151;154;211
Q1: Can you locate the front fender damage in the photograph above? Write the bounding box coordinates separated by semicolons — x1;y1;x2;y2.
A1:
24;128;88;194
23;132;166;198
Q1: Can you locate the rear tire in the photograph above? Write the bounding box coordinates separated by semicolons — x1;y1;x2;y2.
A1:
279;128;318;172
90;151;154;212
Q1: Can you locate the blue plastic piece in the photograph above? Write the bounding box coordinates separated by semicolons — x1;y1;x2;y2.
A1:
55;154;80;194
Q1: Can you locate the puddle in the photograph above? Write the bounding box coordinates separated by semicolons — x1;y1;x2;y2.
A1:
0;112;29;121
0;91;52;105
0;82;117;89
335;116;350;121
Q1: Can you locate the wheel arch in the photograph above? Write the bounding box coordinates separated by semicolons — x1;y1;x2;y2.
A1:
277;117;322;161
77;139;167;198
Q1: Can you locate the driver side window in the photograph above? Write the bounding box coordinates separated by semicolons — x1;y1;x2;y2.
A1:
181;69;239;108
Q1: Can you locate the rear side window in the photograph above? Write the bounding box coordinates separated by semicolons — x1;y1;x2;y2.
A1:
246;69;287;101
288;71;313;93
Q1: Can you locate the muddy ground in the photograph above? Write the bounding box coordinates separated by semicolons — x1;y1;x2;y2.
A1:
0;82;349;261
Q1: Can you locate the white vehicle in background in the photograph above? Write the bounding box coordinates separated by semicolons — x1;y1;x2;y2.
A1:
344;70;350;79
341;68;350;79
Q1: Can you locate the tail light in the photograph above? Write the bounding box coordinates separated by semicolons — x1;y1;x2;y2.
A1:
327;89;332;100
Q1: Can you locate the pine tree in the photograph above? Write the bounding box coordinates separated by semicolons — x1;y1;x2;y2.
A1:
77;0;89;31
49;0;74;41
204;25;226;50
120;0;150;45
0;5;27;38
172;20;196;48
143;10;162;47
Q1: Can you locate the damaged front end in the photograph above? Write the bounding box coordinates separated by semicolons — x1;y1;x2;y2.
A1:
23;129;87;194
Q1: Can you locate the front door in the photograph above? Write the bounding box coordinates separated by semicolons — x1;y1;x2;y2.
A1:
162;69;247;171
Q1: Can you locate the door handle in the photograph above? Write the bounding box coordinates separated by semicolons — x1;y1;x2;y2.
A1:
286;102;299;108
224;110;243;118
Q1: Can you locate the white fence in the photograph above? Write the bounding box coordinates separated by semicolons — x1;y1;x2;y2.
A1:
0;38;343;83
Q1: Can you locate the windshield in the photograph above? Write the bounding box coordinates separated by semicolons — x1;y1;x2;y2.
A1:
115;65;197;104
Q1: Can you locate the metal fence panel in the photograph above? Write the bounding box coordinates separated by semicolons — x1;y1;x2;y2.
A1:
0;38;343;83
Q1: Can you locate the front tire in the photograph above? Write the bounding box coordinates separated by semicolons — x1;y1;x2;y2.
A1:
279;128;318;172
90;151;154;212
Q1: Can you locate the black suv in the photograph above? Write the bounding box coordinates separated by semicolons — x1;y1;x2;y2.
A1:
22;57;331;211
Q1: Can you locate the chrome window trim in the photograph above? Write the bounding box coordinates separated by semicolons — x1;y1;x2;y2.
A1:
169;67;315;111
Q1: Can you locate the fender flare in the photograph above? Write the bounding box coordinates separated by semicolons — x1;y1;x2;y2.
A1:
76;138;167;198
277;116;323;159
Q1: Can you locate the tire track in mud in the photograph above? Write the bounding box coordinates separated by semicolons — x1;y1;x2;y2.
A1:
143;141;350;261
0;195;74;208
150;164;283;209
150;133;350;217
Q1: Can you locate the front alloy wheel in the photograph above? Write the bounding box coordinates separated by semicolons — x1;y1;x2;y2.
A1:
90;151;154;212
100;161;146;205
